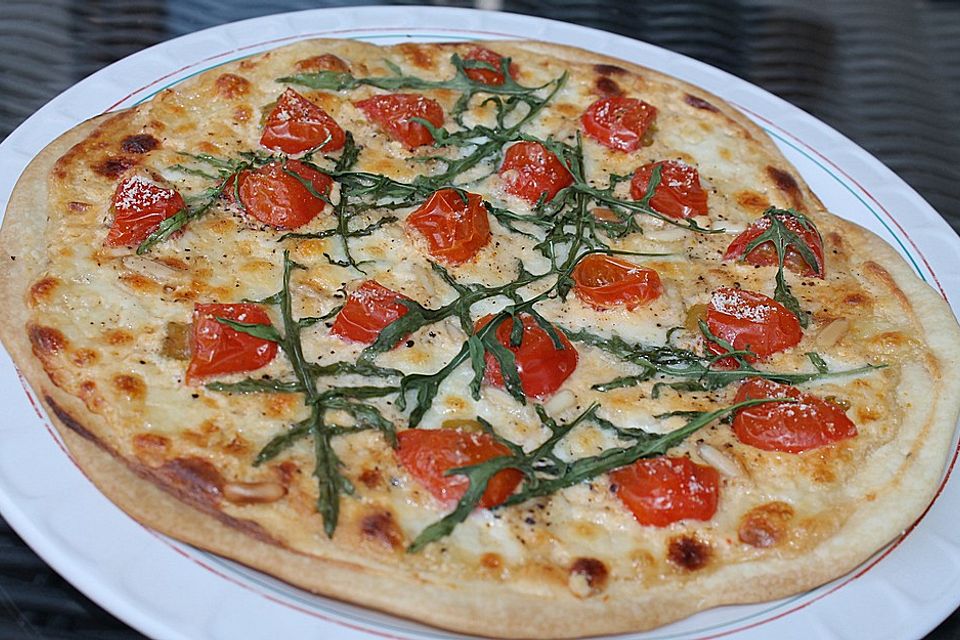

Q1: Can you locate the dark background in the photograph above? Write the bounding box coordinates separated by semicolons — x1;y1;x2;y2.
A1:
1;1;958;638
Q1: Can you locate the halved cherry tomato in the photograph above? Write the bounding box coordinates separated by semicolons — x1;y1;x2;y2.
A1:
236;160;332;229
572;254;662;310
107;176;185;246
581;96;658;152
630;160;708;219
462;46;516;86
611;456;719;527
354;93;444;148
260;88;346;155
724;214;825;278
186;303;278;381
733;378;857;453
407;188;491;264
499;141;573;204
397;429;522;508
705;287;802;363
330;280;411;344
475;313;578;399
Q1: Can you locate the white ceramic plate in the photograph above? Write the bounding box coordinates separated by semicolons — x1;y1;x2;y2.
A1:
1;6;959;640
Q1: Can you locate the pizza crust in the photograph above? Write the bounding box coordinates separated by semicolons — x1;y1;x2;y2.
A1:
1;41;958;638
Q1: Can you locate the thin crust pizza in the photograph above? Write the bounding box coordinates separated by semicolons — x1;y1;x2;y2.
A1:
2;38;960;638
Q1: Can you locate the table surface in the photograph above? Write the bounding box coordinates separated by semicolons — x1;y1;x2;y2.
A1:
1;1;959;638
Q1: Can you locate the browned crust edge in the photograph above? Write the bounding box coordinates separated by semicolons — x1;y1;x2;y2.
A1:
0;41;958;639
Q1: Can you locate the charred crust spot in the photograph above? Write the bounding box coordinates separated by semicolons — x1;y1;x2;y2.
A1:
735;190;770;213
156;457;224;506
29;325;67;356
295;54;350;73
481;552;503;569
29;277;60;306
120;134;159;154
215;73;251;98
766;166;804;209
359;467;383;489
396;43;435;69
222;435;251;455
843;292;870;306
667;535;711;571
71;348;99;367
595;76;623;97
274;460;300;487
44;395;97;441
593;63;626;76
232;105;252;122
119;273;161;293
684;94;719;112
738;502;794;548
78;380;105;412
112;374;146;400
104;329;133;346
360;510;403;550
93;156;136;178
264;393;298;418
570;557;608;590
132;432;171;466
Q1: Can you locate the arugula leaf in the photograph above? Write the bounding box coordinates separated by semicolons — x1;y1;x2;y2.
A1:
738;207;823;327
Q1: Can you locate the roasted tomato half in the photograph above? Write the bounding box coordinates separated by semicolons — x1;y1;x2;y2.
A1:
572;254;663;310
107;176;185;246
705;287;802;363
260;88;346;155
724;213;825;278
581;96;658;152
397;429;522;508
354;93;444;148
236;160;333;229
499;141;573;204
407;188;492;264
733;378;857;453
186;303;278;381
611;456;719;527
475;313;578;399
462;46;516;86
330;280;412;344
630;160;708;219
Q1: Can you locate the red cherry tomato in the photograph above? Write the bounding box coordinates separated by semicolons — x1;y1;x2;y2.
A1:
475;313;578;399
462;46;516;86
499;141;573;204
236;160;332;229
407;188;492;264
572;254;663;310
630;160;709;219
330;280;411;344
397;429;522;508
107;176;185;246
611;456;719;527
724;214;825;278
581;96;658;152
733;378;857;453
186;303;278;382
260;88;346;155
354;93;444;148
705;288;803;363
